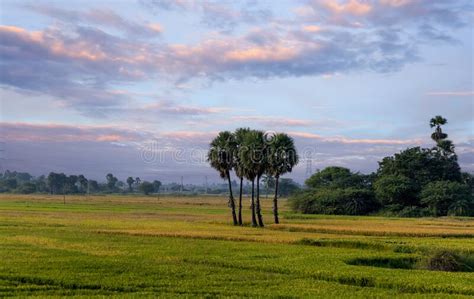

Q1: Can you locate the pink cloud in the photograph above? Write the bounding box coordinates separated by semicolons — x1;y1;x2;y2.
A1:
288;131;421;145
0;122;146;143
321;0;373;16
232;116;314;127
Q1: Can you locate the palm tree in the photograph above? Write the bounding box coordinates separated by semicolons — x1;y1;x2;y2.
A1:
430;115;448;143
238;130;262;227
429;115;455;156
234;128;251;225
126;177;135;192
240;130;267;227
267;133;299;224
208;131;238;225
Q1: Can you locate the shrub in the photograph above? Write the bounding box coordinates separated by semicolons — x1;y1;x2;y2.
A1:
420;181;473;216
289;188;379;215
424;251;463;272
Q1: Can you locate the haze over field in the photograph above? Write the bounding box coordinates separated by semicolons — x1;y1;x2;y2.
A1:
0;0;473;182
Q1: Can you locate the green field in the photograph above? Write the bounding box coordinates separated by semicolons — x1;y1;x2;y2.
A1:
1;194;473;298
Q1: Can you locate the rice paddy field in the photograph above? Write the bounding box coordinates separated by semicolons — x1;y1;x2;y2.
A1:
1;194;473;298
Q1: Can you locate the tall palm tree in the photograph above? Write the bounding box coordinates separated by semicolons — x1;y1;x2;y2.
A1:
267;133;299;224
240;130;266;227
238;130;261;227
208;131;238;225
234;128;251;225
429;115;455;156
430;115;448;143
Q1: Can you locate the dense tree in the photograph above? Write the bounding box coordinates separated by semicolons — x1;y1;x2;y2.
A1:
373;174;417;206
126;177;135;192
65;175;78;194
88;180;99;192
106;173;118;191
377;147;461;191
208;131;238;226
306;166;368;189
47;172;66;194
78;175;88;193
291;166;376;216
266;133;299;223
420;181;473;216
152;180;162;193
17;182;36;194
277;178;300;197
4;178;18;190
139;181;154;195
372;115;470;216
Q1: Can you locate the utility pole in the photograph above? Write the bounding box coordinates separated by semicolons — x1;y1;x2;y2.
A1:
180;176;184;193
205;176;208;194
305;152;313;179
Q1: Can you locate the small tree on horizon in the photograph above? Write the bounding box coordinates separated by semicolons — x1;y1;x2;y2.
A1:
126;177;135;192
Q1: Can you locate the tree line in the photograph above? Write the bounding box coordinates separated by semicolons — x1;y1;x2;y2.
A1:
207;129;299;227
0;172;162;196
0;170;301;198
290;116;474;217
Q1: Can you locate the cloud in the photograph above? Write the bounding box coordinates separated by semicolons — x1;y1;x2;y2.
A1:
321;0;373;16
232;116;314;127
142;101;229;116
426;91;474;97
141;0;273;31
288;131;421;145
0;122;148;143
25;4;163;37
1;1;471;115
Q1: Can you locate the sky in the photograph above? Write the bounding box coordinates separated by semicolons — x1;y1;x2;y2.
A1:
0;0;473;184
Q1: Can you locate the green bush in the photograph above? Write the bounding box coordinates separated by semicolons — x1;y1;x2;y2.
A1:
373;174;417;206
289;188;379;215
420;181;473;216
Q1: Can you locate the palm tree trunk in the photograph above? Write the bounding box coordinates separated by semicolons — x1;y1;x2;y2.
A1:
238;177;243;225
256;175;264;227
226;172;238;226
251;179;257;227
273;175;280;224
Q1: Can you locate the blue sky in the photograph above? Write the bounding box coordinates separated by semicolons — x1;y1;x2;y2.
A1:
0;0;473;183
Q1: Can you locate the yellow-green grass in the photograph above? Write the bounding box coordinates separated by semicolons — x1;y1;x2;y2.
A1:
1;194;473;298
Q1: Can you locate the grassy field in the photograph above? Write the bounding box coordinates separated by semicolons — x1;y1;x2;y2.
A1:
1;194;473;298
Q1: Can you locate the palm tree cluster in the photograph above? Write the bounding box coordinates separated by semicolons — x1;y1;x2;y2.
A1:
207;128;299;227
